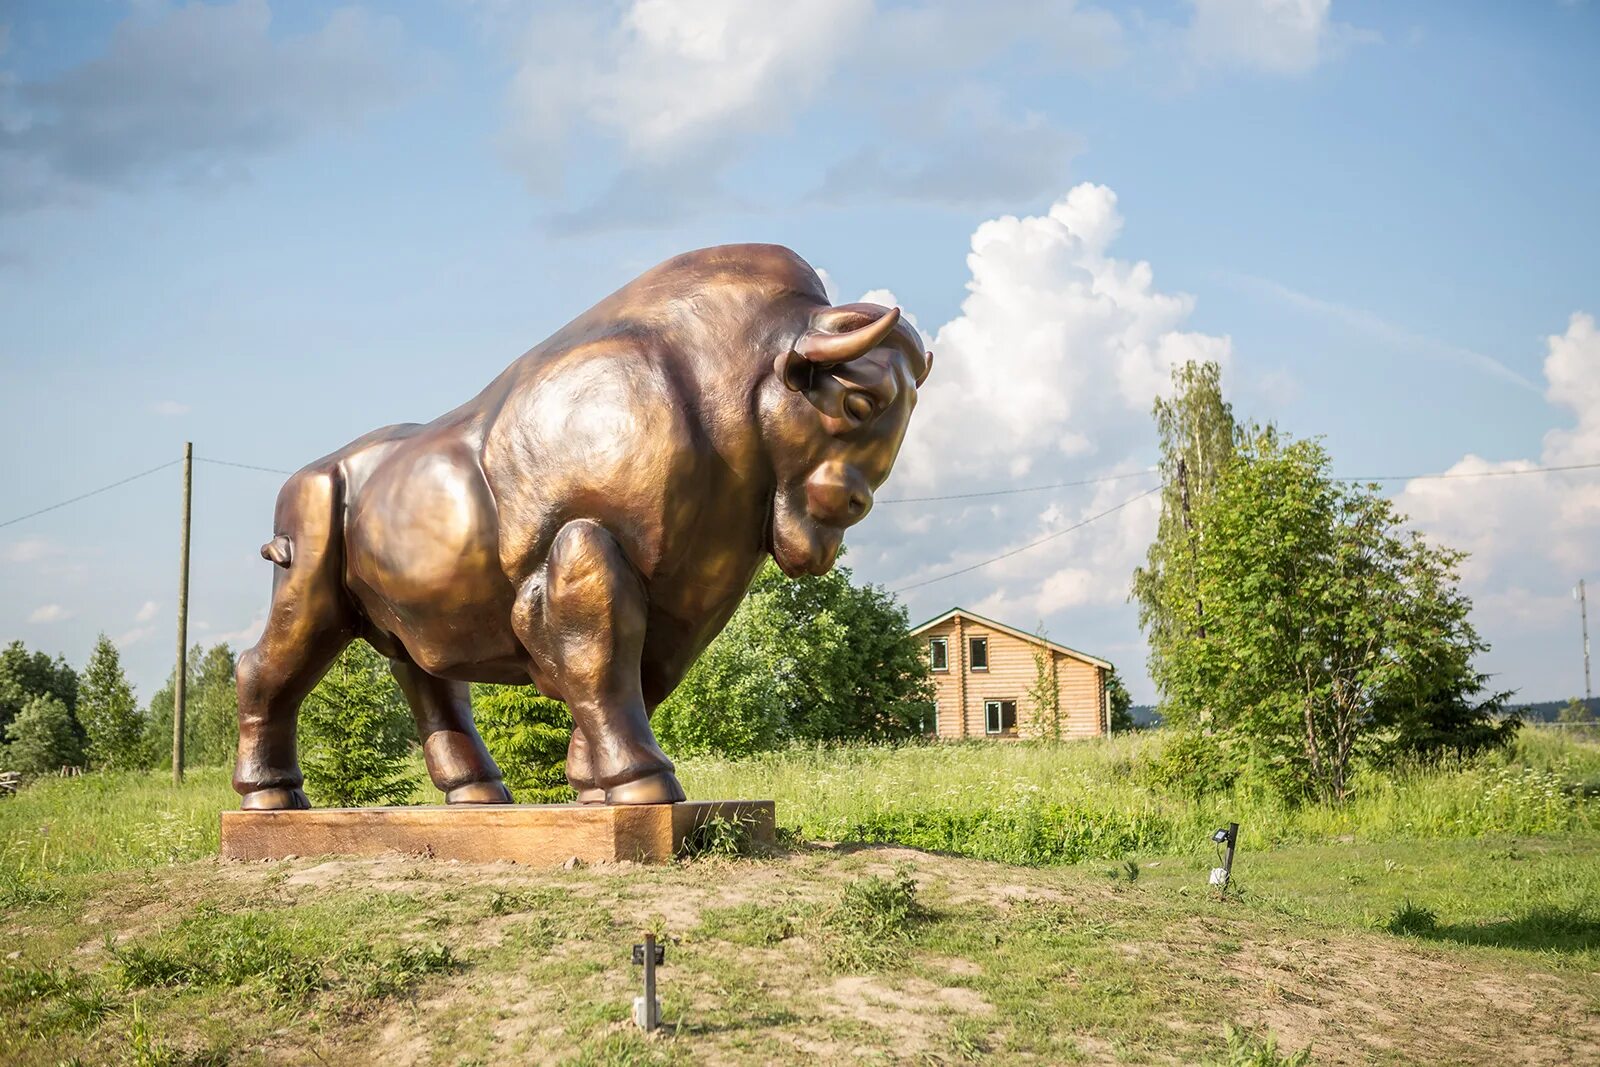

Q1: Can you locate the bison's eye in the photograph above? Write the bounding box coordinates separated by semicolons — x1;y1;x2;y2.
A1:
844;391;877;424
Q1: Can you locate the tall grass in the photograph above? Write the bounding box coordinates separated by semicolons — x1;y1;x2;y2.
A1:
3;730;1597;881
677;729;1600;865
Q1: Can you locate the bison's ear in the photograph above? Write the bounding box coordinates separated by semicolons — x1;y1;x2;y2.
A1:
917;349;934;387
774;349;813;392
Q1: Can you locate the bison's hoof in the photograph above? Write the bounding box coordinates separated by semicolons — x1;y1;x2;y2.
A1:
446;780;514;804
606;771;686;805
240;787;310;811
574;786;606;805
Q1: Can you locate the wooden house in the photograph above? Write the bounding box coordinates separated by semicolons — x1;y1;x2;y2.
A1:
910;607;1112;740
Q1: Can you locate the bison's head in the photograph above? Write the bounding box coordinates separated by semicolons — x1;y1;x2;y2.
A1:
763;302;932;578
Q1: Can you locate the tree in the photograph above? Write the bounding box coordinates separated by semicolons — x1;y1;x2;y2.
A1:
188;644;239;766
1154;428;1511;801
79;634;148;770
653;587;809;756
1557;697;1594;724
1131;361;1237;727
142;644;199;769
0;640;80;740
299;642;417;807
652;559;934;756
4;694;83;774
1104;670;1135;734
471;686;574;802
1025;626;1064;742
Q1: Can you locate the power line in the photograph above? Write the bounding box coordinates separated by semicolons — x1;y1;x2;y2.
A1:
0;459;182;530
881;458;1600;506
885;457;1600;593
1341;460;1600;483
892;485;1163;593
196;457;292;475
879;468;1160;504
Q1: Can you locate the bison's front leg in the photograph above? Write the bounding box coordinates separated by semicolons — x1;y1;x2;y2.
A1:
520;519;684;805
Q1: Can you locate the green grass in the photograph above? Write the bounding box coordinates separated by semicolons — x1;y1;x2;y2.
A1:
675;728;1600;865
3;729;1597;881
2;728;1599;1063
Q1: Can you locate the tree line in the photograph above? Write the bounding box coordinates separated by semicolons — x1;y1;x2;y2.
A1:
0;637;240;775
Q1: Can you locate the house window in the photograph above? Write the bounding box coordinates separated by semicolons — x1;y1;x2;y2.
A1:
985;699;1017;736
929;637;949;672
969;636;988;671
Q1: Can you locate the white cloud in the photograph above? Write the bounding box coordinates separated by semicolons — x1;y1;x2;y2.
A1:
895;183;1231;489
814;86;1080;209
1542;312;1600;463
495;0;1116;227
116;626;154;648
151;400;190;416
2;537;62;564
1187;0;1343;75
215;612;266;648
1;0;414;213
503;0;869;193
839;182;1224;679
135;599;161;624
27;603;72;623
1395;313;1600;691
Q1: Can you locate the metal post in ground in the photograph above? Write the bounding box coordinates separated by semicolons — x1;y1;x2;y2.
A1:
632;932;663;1031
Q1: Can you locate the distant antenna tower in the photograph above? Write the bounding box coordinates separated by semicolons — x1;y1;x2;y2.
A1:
1578;579;1592;704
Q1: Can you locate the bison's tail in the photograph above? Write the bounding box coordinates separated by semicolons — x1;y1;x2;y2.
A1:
260;534;294;568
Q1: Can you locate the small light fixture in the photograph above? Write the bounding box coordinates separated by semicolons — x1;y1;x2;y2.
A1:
631;932;665;1031
1209;822;1240;892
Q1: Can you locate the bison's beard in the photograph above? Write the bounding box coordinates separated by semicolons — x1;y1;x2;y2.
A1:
770;487;845;578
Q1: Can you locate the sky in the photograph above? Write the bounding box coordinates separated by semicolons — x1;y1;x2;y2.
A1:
1;0;1597;707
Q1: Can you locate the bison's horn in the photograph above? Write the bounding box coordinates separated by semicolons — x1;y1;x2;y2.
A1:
796;306;902;365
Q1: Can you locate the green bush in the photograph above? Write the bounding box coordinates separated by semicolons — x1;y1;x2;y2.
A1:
821;864;927;970
299;643;417;807
5;693;83;774
1138;730;1238;796
471;686;573;802
1384;900;1440;937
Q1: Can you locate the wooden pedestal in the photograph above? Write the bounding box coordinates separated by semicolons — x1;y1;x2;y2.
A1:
219;800;775;866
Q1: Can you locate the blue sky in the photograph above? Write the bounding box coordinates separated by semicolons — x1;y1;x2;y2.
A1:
2;0;1597;706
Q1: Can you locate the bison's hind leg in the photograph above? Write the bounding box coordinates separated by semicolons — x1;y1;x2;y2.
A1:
235;468;357;810
389;658;512;804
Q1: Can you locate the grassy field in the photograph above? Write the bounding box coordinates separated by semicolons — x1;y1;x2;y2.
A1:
3;730;1598;1064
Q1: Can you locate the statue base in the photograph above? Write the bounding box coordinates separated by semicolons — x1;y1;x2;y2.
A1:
219;800;775;866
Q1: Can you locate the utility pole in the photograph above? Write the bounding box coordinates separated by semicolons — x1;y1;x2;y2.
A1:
173;442;192;785
1578;579;1592;704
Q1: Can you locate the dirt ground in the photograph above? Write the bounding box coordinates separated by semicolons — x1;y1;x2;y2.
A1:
8;841;1597;1066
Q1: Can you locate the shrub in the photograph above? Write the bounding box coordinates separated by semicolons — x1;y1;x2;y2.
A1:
4;694;83;774
1384;900;1439;937
471;686;573;802
299;643;417;807
1138;730;1237;796
822;864;927;969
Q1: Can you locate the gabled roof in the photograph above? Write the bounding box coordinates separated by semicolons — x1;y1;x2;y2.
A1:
909;607;1113;671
